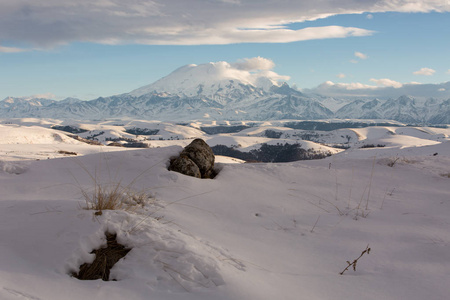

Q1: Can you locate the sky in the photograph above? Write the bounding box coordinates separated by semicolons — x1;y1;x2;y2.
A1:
0;0;449;100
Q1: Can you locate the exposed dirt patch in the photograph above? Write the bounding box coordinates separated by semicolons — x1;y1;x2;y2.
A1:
74;232;131;281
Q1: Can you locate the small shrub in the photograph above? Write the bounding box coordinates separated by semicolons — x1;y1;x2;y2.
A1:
387;157;400;167
359;144;386;149
52;125;88;134
123;142;149;148
107;142;125;147
440;173;450;178
74;160;155;213
68;134;102;145
201;125;250;134
57;150;78;155
85;131;105;140
82;181;152;212
264;130;283;139
125;127;159;136
401;158;419;164
83;182;122;211
332;144;351;150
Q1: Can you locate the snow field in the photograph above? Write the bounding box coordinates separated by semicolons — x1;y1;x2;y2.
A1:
0;121;449;299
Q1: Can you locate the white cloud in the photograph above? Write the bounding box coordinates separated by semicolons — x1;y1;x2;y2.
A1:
0;0;449;48
318;81;377;90
370;78;403;88
232;57;276;71
337;73;346;78
254;70;291;84
222;60;291;84
0;45;27;53
319;78;408;92
30;92;56;99
141;26;374;45
354;51;368;60
350;59;359;64
224;58;291;85
447;69;450;74
413;67;436;76
366;14;374;19
438;88;445;92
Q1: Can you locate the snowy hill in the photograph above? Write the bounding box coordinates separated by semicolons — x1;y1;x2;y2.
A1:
0;120;449;300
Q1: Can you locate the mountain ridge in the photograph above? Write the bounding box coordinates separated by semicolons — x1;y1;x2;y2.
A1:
1;62;449;124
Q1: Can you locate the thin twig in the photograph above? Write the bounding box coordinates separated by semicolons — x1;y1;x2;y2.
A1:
339;244;371;275
129;189;215;232
366;156;376;210
310;215;320;233
347;167;354;209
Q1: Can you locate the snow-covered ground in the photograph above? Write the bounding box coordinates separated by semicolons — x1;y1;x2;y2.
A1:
0;120;449;300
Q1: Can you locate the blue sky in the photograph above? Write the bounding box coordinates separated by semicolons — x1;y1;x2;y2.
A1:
0;1;449;100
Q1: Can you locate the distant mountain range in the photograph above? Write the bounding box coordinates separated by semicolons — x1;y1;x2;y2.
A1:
1;62;449;124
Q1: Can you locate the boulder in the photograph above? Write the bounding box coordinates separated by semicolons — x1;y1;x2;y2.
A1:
169;154;202;178
169;139;216;178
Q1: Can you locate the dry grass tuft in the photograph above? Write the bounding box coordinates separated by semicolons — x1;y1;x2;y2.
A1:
440;172;450;178
387;157;400;167
72;156;160;212
81;180;153;212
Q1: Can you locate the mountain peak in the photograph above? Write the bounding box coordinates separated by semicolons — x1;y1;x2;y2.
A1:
128;59;290;97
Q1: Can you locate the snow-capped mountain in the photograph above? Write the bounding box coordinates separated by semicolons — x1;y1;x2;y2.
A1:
0;62;449;124
334;95;449;124
0;62;331;121
129;62;275;101
1;97;56;108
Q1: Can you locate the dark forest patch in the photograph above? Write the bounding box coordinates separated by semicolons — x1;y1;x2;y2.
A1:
212;143;331;163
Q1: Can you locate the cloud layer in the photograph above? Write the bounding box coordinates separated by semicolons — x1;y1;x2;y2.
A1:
307;79;450;99
369;78;403;88
0;0;449;49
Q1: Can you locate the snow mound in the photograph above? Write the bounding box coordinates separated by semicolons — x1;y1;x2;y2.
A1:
0;124;80;145
0;160;29;174
66;210;229;291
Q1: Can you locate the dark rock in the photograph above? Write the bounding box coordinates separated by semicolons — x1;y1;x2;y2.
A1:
181;139;215;177
169;138;216;178
169;154;202;178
